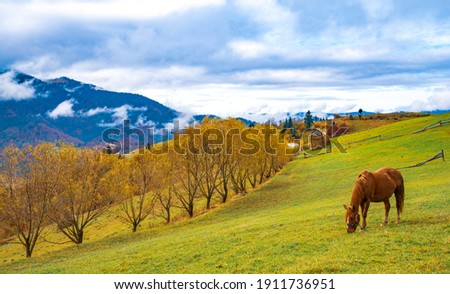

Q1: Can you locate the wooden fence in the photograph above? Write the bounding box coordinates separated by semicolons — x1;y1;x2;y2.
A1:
396;150;445;169
346;118;450;145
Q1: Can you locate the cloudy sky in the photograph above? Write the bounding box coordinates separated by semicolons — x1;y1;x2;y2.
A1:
1;0;450;120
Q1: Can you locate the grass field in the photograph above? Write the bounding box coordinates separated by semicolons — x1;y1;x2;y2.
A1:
1;113;449;273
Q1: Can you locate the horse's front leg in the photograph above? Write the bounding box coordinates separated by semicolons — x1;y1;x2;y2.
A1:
382;200;390;226
360;202;370;230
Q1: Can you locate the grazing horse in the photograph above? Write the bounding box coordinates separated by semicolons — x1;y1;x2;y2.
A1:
343;167;404;233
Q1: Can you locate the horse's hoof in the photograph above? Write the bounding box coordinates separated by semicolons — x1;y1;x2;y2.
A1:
360;227;366;232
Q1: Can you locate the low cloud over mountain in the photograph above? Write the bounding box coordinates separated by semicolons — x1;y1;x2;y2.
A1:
0;70;178;147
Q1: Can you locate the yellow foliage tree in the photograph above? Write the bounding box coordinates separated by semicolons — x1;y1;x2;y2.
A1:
52;145;116;243
0;143;64;257
112;150;157;232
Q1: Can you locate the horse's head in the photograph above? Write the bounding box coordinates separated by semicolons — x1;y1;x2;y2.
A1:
343;204;360;233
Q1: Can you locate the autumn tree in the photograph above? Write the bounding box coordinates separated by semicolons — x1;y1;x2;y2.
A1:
150;149;178;224
261;124;290;178
173;128;203;217
246;125;269;187
240;126;261;188
198;118;224;210
292;121;306;139
230;149;249;195
113;150;157;232
0;143;63;257
230;153;259;195
52;146;115;243
214;118;244;203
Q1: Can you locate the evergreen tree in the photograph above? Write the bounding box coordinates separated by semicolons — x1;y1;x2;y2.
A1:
281;118;288;134
288;117;293;128
105;145;113;155
304;110;313;129
285;117;294;137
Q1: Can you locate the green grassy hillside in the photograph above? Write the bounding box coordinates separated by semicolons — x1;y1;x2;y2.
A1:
1;113;449;273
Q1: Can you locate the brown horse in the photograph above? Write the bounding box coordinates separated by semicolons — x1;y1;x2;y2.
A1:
343;167;405;233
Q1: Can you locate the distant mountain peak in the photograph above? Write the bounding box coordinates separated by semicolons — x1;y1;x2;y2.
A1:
47;76;73;83
0;71;178;148
1;69;35;83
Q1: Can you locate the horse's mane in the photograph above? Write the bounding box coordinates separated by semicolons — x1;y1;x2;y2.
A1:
358;171;369;184
350;171;370;205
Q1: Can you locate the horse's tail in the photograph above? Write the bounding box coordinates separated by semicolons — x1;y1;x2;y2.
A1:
395;173;405;214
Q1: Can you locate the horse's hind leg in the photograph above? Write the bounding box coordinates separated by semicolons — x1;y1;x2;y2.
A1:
395;187;404;224
394;178;405;224
395;197;401;224
382;200;390;226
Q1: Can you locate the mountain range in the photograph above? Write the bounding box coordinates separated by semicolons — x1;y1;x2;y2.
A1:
0;70;178;148
1;70;448;149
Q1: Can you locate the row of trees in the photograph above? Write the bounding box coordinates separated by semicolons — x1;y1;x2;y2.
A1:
0;118;292;257
0;144;116;256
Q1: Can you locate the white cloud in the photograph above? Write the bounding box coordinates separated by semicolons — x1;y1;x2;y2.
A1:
0;0;225;35
6;0;450;119
328;104;358;114
235;0;294;24
404;87;450;112
163;112;196;131
13;59;447;121
354;0;393;20
47;99;149;122
47;99;76;119
15;63;207;93
228;40;275;60
135;114;155;127
232;68;343;84
84;106;109;117
429;89;450;110
234;0;297;37
111;105;133;123
225;2;450;65
227;0;300;60
9;55;63;78
0;71;35;100
83;105;148;127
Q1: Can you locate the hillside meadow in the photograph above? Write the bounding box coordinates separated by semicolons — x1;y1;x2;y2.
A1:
0;113;449;273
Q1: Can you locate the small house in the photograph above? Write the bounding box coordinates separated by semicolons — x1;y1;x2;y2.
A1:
309;129;328;150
